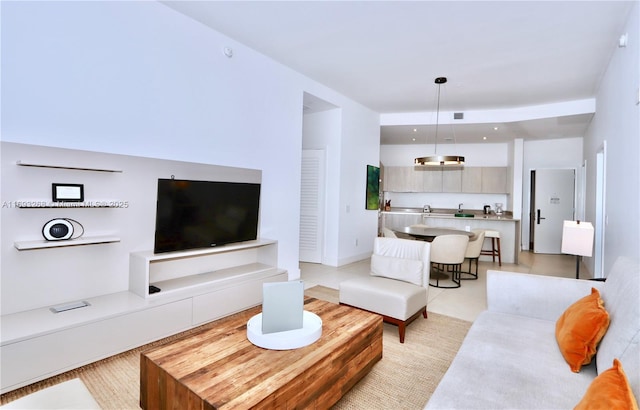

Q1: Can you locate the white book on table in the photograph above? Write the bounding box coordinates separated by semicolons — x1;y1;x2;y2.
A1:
261;281;304;334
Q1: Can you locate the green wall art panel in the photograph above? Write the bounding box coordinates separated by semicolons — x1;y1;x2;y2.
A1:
366;165;380;210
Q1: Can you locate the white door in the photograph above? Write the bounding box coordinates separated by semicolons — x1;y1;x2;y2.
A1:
299;150;325;263
533;169;575;254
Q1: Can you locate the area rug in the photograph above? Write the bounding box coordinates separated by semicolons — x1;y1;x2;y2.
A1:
1;286;471;409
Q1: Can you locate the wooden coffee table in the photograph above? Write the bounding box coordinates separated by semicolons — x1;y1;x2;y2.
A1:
140;298;383;409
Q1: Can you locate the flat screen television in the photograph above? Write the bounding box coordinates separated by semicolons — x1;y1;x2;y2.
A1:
153;178;261;254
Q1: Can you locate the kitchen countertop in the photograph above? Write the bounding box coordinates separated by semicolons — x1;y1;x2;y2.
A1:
381;208;518;221
380;208;521;264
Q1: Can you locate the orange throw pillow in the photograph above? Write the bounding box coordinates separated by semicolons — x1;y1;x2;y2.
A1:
556;288;610;372
574;358;639;410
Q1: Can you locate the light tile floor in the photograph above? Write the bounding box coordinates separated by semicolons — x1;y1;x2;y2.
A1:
300;252;588;322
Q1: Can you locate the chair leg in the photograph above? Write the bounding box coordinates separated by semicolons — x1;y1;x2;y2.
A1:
461;258;478;280
496;237;502;266
491;238;496;263
429;263;461;288
398;322;406;343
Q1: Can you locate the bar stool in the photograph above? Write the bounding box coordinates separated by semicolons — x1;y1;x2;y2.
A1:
480;230;502;266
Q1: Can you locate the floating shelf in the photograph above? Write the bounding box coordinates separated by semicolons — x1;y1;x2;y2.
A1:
14;235;121;251
16;160;123;173
14;200;127;209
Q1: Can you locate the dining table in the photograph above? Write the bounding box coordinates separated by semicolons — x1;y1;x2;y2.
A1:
395;225;477;242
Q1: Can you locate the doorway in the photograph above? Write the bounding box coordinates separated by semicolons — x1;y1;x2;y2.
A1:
529;168;576;254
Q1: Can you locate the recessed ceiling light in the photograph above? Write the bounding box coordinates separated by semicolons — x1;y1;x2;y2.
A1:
413;128;418;132
483;136;487;140
493;126;499;131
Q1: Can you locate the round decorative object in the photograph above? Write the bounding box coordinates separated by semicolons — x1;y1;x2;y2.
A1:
42;219;74;241
246;311;322;350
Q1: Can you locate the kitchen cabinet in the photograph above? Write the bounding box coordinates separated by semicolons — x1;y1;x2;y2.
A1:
461;167;482;193
381;212;423;231
441;169;462;192
421;168;442;192
383;165;508;194
412;215;520;264
384;166;423;192
482;167;508;193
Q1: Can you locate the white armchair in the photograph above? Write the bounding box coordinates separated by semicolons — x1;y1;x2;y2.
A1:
339;237;431;343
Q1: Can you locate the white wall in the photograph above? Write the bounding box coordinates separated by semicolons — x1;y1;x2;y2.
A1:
302;105;380;266
336;105;381;266
381;143;509;167
1;142;264;314
1;0;380;304
584;2;640;274
509;139;525;220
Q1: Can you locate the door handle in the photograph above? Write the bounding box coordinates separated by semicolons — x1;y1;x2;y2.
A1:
537;209;546;224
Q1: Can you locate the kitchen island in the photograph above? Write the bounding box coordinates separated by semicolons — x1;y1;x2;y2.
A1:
381;208;520;264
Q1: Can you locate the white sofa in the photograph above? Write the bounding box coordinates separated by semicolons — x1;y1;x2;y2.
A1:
425;257;639;409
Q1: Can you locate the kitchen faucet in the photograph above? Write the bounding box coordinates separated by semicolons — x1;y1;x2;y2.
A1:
458;203;463;212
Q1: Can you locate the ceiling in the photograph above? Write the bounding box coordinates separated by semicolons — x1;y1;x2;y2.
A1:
161;1;634;144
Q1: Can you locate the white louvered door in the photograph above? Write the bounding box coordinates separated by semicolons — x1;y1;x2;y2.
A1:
299;150;325;263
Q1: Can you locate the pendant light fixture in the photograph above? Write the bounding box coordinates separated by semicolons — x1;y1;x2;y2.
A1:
414;77;465;167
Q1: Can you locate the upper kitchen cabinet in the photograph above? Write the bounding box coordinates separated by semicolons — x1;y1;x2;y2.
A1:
384;166;424;192
383;166;508;194
441;169;462;192
481;167;508;193
461;167;482;193
420;168;443;192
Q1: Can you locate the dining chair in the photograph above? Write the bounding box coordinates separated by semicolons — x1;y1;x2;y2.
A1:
429;234;469;288
461;229;485;280
382;227;397;238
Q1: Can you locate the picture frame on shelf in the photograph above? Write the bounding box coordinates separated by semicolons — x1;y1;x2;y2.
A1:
52;183;84;202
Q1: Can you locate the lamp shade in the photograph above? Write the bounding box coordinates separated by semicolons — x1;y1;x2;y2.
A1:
561;221;594;257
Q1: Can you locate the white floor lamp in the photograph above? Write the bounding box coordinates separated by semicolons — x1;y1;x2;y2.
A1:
561;220;594;279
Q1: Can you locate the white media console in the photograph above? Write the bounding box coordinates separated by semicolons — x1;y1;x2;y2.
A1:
1;240;287;394
0;143;288;393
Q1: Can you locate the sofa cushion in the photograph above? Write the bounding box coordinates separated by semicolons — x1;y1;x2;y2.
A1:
555;288;610;372
596;257;640;402
574;358;639;410
425;311;597;409
371;253;423;286
339;276;426;321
